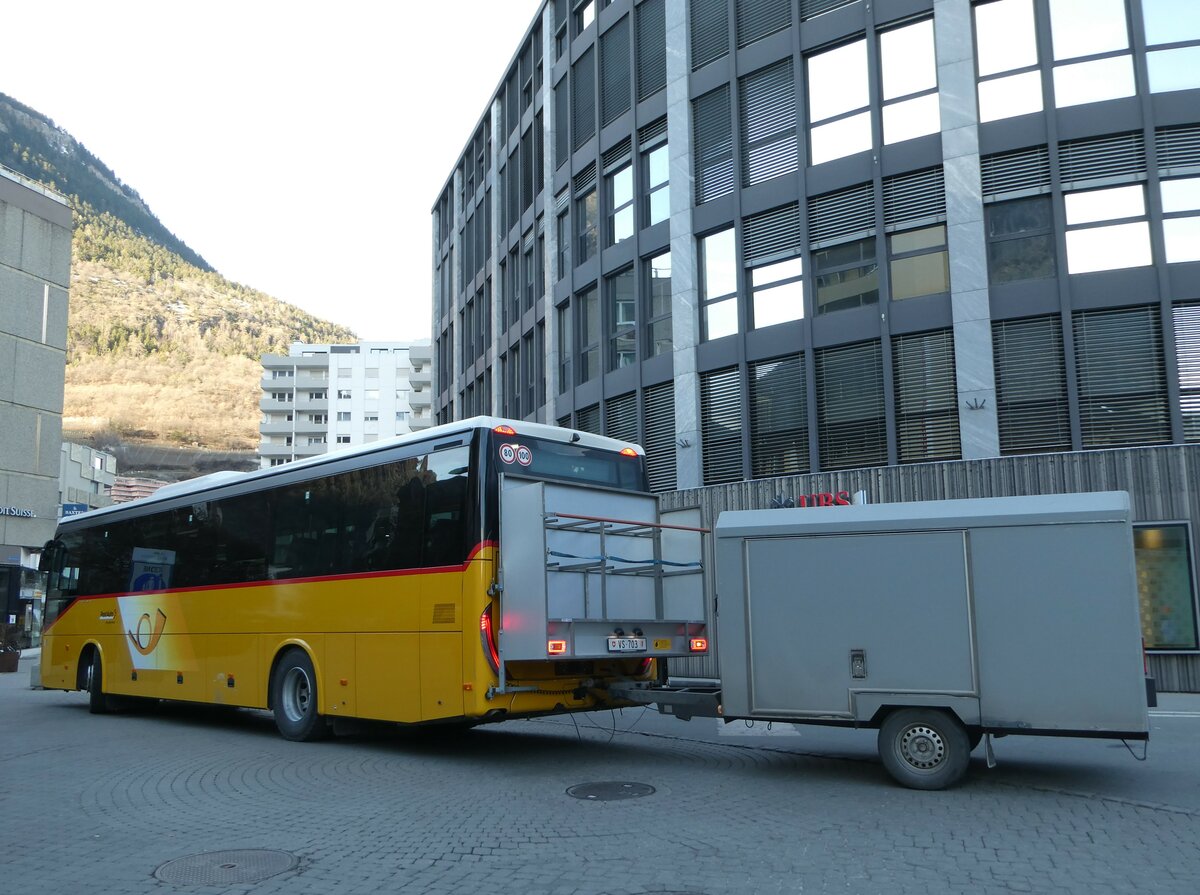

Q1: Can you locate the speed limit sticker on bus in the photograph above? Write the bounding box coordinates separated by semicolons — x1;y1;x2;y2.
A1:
499;444;517;464
516;445;532;466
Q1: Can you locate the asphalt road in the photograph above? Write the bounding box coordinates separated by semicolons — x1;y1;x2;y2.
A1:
3;656;1198;895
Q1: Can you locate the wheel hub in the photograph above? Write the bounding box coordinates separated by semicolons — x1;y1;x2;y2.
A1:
282;667;311;721
900;724;945;770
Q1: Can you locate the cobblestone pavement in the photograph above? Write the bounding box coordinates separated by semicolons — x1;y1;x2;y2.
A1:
3;658;1198;895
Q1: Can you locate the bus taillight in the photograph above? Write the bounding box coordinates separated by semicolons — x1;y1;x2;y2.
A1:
547;640;567;655
479;605;499;674
493;424;517;436
690;637;708;652
619;447;638;457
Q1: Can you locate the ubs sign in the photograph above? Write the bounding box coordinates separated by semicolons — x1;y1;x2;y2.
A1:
770;490;862;508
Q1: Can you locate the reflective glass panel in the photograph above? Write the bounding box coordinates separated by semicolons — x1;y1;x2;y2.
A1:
890;251;950;300
1164;218;1200;263
1143;0;1200;45
612;166;633;207
1053;55;1136;107
1065;185;1145;225
704;297;739;339
988;234;1057;283
649;252;672;317
702;228;737;299
807;39;868;121
880;20;936;100
987;195;1053;237
1162;178;1200;213
1065;222;1152;273
649;188;670;227
979;70;1044;122
976;0;1039;76
883;93;941;145
891;225;946;254
647;145;669;187
753;280;804;328
1147;47;1200;94
815;267;879;313
613;206;635;243
810;111;872;165
752;257;803;287
1049;0;1129;60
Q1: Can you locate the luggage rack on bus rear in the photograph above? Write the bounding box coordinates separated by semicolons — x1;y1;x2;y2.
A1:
490;476;709;698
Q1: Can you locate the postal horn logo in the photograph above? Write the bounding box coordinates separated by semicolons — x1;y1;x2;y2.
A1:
128;609;167;656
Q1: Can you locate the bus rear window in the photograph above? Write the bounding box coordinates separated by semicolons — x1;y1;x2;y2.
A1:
490;435;645;491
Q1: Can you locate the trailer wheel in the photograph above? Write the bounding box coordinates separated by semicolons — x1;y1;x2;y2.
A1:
878;708;970;790
271;649;330;742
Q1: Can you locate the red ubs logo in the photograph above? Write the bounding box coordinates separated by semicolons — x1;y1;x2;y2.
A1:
128;609;167;656
771;491;853;508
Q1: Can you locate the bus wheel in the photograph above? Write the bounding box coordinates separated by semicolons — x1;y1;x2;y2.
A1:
878;708;970;790
271;649;329;742
86;651;110;715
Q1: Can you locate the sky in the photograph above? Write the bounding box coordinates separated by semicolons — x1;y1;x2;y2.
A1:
0;0;542;341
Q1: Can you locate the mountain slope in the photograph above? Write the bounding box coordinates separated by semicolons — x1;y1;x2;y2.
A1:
1;93;356;452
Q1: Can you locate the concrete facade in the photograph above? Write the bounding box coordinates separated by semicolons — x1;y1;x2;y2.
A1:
58;442;116;511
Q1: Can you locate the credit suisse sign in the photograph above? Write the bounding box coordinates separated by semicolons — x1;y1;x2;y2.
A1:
0;506;35;518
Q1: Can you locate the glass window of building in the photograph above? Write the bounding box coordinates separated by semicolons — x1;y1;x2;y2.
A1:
337;411;351;422
749;257;804;328
879;19;940;145
700;228;739;340
645;251;672;357
608;164;634;245
888;225;949;300
575;0;595;35
985;196;1057;284
336;435;350;444
1064;184;1151;274
337;389;351;399
1161;177;1200;264
557;302;572;391
577;189;598;263
1048;0;1135;107
814;237;879;314
644;143;670;227
1144;0;1200;93
578;285;600;383
608;267;637;368
556;208;571;279
807;37;871;165
974;0;1043;122
1135;524;1198;650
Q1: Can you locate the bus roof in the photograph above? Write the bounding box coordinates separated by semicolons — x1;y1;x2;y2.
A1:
59;416;644;527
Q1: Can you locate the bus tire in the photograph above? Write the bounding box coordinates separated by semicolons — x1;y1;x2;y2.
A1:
878;708;970;790
271;649;329;742
86;650;110;715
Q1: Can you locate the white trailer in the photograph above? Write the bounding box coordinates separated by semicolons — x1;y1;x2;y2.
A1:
611;492;1153;789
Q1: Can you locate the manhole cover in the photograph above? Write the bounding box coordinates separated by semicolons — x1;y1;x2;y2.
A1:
154;849;298;885
567;781;656;801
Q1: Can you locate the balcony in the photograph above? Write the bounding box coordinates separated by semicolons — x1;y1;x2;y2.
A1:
259;397;297;413
408;386;431;409
259;422;294;436
261;372;294;388
409;411;433;431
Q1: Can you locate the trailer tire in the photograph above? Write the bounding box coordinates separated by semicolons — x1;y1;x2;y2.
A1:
271;649;330;742
878;708;970;790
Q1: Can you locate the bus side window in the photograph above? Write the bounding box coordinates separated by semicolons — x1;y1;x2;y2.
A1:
423;447;469;568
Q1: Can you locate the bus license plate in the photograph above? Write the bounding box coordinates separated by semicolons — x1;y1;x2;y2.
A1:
607;637;647;653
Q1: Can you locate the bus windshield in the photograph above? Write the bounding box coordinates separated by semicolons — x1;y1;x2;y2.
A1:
488;433;646;492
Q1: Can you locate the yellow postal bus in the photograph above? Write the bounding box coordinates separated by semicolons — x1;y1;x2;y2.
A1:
39;417;705;740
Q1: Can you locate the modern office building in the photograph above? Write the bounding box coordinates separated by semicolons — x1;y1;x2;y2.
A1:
258;341;431;468
432;0;1200;688
0;164;71;648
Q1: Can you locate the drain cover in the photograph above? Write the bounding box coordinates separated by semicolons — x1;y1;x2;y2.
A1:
154;849;298;885
567;781;656;801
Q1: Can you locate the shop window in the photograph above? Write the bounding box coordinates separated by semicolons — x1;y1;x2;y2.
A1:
1161;178;1200;264
700;228;739;340
814;237;879;314
986;196;1057;284
807;38;870;165
1064;185;1151;274
1135;525;1199;650
974;0;1042;122
888;225;949;300
1048;0;1134;107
